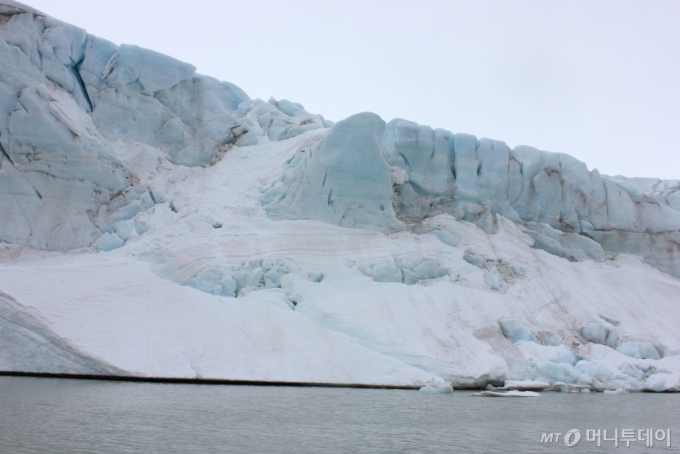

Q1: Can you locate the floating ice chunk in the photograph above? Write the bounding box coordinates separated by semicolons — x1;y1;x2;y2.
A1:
603;388;628;395
501;380;550;391
472;390;540;397
499;319;535;343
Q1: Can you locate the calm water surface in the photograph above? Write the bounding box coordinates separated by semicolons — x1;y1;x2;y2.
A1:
1;376;679;453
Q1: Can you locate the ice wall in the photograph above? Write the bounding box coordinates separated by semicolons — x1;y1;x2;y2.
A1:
263;112;398;230
264;115;680;276
2;0;680;278
386;119;680;275
0;2;327;251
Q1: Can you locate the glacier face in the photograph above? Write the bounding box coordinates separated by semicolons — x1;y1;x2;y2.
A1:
265;114;680;277
0;1;329;251
1;1;680;392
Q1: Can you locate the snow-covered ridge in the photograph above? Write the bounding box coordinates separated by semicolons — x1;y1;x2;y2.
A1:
1;2;680;392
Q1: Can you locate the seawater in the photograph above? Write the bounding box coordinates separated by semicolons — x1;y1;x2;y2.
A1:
1;376;678;453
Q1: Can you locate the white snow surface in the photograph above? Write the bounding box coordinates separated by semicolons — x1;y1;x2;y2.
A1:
1;2;680;390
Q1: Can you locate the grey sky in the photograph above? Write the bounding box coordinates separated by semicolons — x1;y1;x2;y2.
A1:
27;0;680;179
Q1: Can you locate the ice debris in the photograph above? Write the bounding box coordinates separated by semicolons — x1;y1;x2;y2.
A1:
581;322;662;360
500;380;551;391
419;379;454;394
603;388;628;395
463;251;525;291
183;260;292;297
472;390;541;397
552;382;590;393
359;257;448;284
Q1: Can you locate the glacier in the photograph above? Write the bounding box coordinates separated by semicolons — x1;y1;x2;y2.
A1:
1;0;680;392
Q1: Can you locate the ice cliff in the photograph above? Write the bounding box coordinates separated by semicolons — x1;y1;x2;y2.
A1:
0;0;329;251
263;114;680;277
1;1;680;392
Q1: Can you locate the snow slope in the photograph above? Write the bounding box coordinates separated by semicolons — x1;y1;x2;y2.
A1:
1;1;679;391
